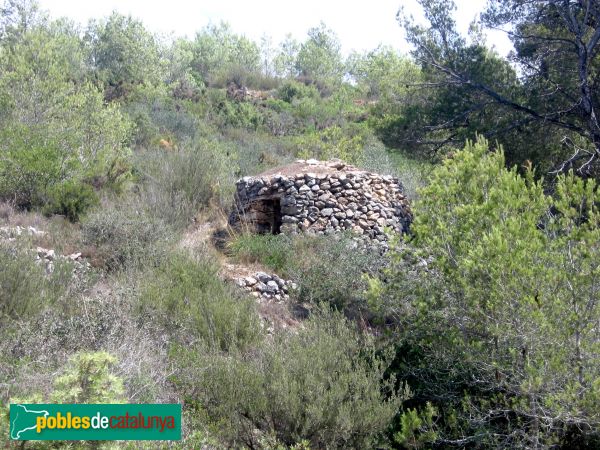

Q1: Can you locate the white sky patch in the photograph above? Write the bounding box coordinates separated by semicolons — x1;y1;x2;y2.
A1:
37;0;513;56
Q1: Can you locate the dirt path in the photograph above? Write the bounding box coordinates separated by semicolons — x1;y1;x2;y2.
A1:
179;216;300;332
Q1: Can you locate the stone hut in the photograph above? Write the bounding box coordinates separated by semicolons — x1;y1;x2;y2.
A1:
229;159;412;241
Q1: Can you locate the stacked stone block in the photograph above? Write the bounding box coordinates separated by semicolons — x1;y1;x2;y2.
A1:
229;160;411;240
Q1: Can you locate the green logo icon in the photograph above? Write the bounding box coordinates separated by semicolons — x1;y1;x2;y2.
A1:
9;404;181;441
10;404;50;439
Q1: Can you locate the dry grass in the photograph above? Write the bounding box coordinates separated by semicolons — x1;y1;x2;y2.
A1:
1;275;178;406
0;201;46;229
0;201;84;255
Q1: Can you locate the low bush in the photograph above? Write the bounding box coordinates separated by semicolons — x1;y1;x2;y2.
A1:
51;351;126;403
124;84;203;147
43;180;99;222
0;273;175;411
205;89;265;131
228;232;383;316
0;43;132;209
139;251;261;352
173;307;403;449
81;203;173;272
0;129;67;209
0;241;73;321
0;351;126;447
288;234;384;314
277;80;319;103
221;128;296;176
135;136;235;228
292;125;366;165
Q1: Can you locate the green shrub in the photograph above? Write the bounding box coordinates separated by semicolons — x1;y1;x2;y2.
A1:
228;233;382;316
51;351;125;403
205;89;265;131
136;136;235;228
124;83;202;147
0;128;71;209
289;234;383;314
0;32;132;208
373;137;600;447
264;98;294;113
214;63;279;91
0;352;125;445
139;252;261;352
43;180;99;222
0;241;72;321
293;125;366;165
82;203;173;272
277;80;319;103
394;403;438;449
173;307;403;449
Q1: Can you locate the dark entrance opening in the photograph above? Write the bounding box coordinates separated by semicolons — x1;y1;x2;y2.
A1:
271;198;282;234
254;197;282;234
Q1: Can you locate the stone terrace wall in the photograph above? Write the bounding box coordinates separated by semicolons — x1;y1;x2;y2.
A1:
229;159;412;240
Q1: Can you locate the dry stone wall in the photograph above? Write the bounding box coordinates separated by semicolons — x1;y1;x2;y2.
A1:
229;159;412;240
235;271;297;302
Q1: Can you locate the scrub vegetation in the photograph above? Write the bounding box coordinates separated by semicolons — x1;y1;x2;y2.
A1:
2;0;600;448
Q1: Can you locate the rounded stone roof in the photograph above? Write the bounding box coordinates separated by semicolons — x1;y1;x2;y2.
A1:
253;159;365;179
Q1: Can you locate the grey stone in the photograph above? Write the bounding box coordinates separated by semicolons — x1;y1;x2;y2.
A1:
282;205;299;215
281;195;296;206
358;219;370;229
256;272;271;283
266;280;279;293
245;276;258;286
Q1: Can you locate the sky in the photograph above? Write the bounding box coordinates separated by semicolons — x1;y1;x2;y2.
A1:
37;0;513;56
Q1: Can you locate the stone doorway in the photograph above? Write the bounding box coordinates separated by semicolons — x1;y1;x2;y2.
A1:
253;197;282;234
